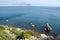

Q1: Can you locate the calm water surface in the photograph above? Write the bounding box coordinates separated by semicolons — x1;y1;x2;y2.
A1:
0;6;60;36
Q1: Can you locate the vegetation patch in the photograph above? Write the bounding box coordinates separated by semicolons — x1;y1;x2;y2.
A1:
0;25;39;40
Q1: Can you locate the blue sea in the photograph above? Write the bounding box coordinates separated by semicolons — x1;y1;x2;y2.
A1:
0;6;60;36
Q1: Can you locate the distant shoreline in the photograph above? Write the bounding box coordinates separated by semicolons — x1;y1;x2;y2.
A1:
0;5;30;6
0;4;31;6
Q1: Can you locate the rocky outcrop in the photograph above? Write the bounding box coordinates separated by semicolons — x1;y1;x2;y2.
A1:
44;23;52;32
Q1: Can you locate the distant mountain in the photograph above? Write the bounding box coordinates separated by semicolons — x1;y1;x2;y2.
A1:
0;3;31;6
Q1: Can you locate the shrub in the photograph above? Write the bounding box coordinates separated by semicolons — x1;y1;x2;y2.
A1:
0;32;13;40
0;26;5;32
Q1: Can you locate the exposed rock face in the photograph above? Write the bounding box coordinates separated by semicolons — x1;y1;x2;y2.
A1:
39;34;54;40
39;34;60;40
44;23;52;32
40;34;48;39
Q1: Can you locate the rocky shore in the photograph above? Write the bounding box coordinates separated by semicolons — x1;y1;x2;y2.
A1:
0;25;60;40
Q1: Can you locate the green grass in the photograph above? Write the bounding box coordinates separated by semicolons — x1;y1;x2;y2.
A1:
0;26;5;32
10;28;21;35
0;25;39;40
25;30;39;37
0;32;13;40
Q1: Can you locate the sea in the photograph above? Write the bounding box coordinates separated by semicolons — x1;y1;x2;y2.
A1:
0;6;60;36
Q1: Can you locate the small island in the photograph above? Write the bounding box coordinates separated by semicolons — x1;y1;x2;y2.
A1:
0;3;31;6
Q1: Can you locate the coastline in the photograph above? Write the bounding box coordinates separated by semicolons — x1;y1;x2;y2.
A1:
0;25;60;40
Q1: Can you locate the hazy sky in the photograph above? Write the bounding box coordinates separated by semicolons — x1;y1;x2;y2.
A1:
0;0;60;7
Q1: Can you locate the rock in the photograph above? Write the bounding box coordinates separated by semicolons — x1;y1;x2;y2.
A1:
44;23;52;32
17;28;21;31
40;34;54;40
31;24;35;27
10;28;13;30
47;36;54;39
9;34;16;38
4;30;10;33
30;23;35;27
40;34;48;39
29;36;37;40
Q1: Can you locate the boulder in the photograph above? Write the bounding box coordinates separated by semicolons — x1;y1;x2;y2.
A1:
40;34;48;39
44;23;52;32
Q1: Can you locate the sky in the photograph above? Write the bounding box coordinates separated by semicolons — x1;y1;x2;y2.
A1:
0;0;60;7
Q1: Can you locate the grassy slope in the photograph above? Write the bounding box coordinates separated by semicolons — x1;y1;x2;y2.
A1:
0;25;39;40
